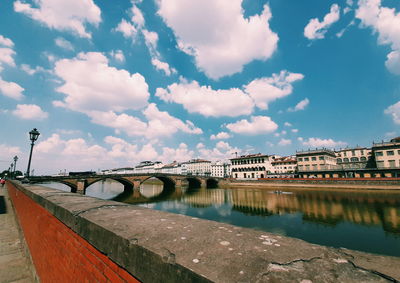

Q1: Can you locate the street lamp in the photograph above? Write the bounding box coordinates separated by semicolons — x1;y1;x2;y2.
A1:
26;128;40;178
10;163;13;178
13;156;18;176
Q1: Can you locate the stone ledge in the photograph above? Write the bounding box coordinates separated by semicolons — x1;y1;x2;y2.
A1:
11;181;400;283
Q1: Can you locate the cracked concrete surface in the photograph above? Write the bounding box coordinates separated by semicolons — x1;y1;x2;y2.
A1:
12;182;400;283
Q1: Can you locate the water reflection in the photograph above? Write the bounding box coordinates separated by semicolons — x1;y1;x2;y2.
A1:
41;180;400;257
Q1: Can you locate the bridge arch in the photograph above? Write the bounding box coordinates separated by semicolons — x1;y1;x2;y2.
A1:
206;178;219;188
31;180;77;193
86;177;134;193
184;177;202;189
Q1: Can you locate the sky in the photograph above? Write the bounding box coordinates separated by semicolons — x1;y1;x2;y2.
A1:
0;0;399;175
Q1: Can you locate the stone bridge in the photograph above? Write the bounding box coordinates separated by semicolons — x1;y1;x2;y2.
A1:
28;173;228;195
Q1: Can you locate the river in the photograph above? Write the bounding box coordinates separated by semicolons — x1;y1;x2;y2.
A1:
41;178;400;257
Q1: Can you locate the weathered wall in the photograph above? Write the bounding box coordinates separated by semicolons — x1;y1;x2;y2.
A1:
7;181;400;282
8;181;139;283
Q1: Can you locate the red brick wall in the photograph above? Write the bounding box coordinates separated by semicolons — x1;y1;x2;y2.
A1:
8;182;140;283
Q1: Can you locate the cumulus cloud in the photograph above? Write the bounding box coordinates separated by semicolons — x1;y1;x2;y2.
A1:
20;64;47;75
0;78;24;100
301;137;347;148
278;138;292;146
0;35;16;71
210;132;231;140
304;4;340;40
157;0;278;79
151;58;176;76
244;70;304;110
226;116;278;135
53;52;150;113
14;0;101;38
115;19;138;39
356;0;400;75
159;143;194;163
88;103;202;139
384;101;400;124
197;141;240;161
12;104;48;120
288;98;310;112
0;144;21;160
109;50;125;62
156;79;254;117
55;37;74;51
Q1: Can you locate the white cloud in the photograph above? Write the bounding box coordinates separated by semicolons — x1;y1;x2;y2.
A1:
115;19;138;39
87;103;202;139
384;131;396;139
0;144;21;159
244;70;304;110
151;58;176;76
384;101;400;124
110;50;125;63
55;37;74;51
159;143;194;163
301;137;347;148
142;29;159;55
356;0;400;75
385;50;400;75
12;104;48;120
0;35;14;47
288;98;310;112
131;4;145;28
210;132;231;140
291;129;299;133
20;64;48;75
0;78;24;100
14;0;101;38
284;122;292;127
53;52;150;113
226;116;278;135
197;141;240;161
143;103;202;138
0;47;16;71
157;0;278;79
156;79;254;117
278;138;292;146
304;4;340;40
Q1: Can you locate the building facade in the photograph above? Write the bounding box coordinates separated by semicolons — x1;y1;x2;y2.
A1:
372;137;400;170
134;161;163;174
271;156;297;177
211;161;231;178
230;154;275;179
336;147;373;169
183;159;212;176
296;149;338;176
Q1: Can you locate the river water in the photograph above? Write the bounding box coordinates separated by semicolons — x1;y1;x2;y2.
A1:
41;179;400;257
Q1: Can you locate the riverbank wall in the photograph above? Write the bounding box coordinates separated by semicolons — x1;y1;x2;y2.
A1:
7;180;400;282
227;178;400;190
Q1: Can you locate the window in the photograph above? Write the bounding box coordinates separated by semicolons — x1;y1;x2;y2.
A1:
244;173;247;178
376;161;384;168
311;157;316;161
387;151;394;156
319;156;324;160
337;158;342;163
298;158;302;161
350;157;359;162
360;157;367;161
344;158;349;162
389;160;396;167
352;150;355;156
312;164;318;170
304;158;309;161
375;151;383;157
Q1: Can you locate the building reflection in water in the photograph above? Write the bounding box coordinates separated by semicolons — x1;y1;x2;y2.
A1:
179;188;400;235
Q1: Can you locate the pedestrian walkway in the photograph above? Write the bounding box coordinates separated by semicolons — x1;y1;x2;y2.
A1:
0;183;36;283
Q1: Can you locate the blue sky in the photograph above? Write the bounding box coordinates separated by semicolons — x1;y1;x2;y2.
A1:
0;0;399;174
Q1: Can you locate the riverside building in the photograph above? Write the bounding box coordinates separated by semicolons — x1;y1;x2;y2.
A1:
270;156;297;177
296;149;338;178
211;161;231;178
183;159;212;176
230;154;275;179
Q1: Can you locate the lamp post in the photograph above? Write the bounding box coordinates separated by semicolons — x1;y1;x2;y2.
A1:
26;128;40;178
10;163;13;178
13;156;18;176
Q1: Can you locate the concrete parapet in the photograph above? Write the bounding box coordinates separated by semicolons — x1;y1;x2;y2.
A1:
8;181;400;282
